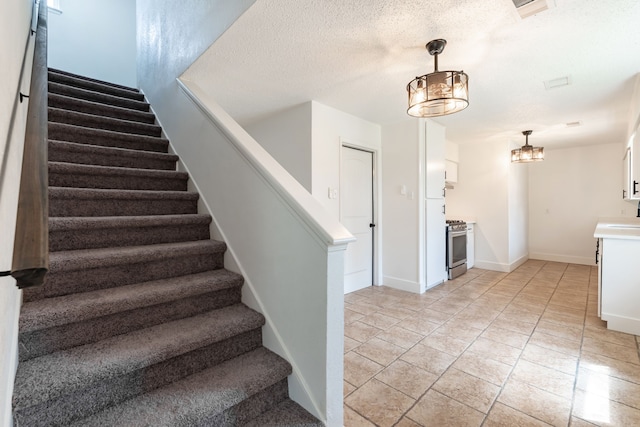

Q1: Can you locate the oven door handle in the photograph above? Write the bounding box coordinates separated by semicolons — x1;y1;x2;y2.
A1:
449;230;467;237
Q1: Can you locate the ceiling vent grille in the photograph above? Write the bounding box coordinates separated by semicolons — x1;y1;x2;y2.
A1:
512;0;556;19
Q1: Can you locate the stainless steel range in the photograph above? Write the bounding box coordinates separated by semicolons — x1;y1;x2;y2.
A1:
446;220;467;279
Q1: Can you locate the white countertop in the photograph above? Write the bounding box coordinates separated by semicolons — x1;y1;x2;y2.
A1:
594;217;640;239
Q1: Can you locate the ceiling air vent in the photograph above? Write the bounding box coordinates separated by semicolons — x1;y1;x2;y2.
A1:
512;0;556;19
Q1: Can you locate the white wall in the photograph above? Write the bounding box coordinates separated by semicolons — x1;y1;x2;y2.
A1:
446;140;512;271
0;0;33;424
245;103;313;191
508;156;529;267
381;120;422;290
48;0;136;87
529;142;629;265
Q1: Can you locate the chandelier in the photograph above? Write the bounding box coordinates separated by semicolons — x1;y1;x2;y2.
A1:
407;39;469;118
511;130;544;162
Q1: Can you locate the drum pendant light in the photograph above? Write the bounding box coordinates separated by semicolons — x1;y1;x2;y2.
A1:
511;130;544;162
407;39;469;118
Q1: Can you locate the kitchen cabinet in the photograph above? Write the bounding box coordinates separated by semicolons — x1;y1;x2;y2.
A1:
594;219;640;335
466;223;475;268
445;160;458;184
426;123;446;198
426;199;446;288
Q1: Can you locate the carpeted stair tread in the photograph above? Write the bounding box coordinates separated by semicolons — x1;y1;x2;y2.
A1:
49;122;168;152
49;68;140;93
49;161;189;191
49;240;226;273
48;93;156;124
48;139;178;170
19;269;243;333
49;107;162;137
49;187;199;217
66;348;291;427
49;214;211;250
243;399;323;427
49;81;149;111
48;70;144;101
12;304;266;410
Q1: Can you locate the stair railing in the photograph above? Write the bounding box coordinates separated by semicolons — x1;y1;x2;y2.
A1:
8;0;49;289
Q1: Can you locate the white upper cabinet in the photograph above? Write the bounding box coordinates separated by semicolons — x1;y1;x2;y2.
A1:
445;159;458;184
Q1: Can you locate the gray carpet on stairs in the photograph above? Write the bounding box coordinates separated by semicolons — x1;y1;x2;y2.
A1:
12;68;323;426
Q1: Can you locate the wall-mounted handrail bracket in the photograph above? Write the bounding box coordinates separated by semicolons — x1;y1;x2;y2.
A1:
20;92;30;103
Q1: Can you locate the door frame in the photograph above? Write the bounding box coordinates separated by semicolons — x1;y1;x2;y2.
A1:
339;140;381;287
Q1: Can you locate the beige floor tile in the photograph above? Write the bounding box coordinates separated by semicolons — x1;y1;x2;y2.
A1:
405;389;485;427
344;380;357;398
359;312;401;331
354;337;406;366
420;330;470;356
490;316;536;336
377;305;417;321
510;359;576;399
497;379;571;427
347;301;381;316
466;337;522;365
394;417;423;427
572;388;640;427
576;367;640;410
535;319;583;342
345;308;365;325
376;325;425;349
344;321;383;343
569;416;599;426
481;325;530;350
521;343;578;375
484;402;552;427
453;351;513;386
580;351;640;385
528;331;582;357
400;343;457;375
345;336;360;353
581;336;640;365
432;368;501;413
343;405;376;426
344;351;384;387
375;359;438;399
417;308;453;324
500;306;542;324
344;379;415;427
397;317;440;336
436;320;483;343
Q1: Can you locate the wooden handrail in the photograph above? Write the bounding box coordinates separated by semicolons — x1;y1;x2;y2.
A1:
11;0;49;289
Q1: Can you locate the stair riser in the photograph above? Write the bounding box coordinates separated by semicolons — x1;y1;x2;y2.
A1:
50;223;210;251
19;286;242;361
49;68;139;92
49;141;177;170
48;72;145;101
49;171;188;192
24;252;224;302
49;82;149;112
14;329;263;427
49;108;162;137
49;196;198;217
49;123;168;153
214;379;289;426
49;94;156;124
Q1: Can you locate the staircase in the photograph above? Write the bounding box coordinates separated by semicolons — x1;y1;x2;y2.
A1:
11;69;323;427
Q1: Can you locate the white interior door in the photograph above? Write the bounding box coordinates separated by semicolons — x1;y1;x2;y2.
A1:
341;146;374;294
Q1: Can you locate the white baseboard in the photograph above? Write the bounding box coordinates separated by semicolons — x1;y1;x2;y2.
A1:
382;276;422;294
601;312;640;335
529;252;595;266
474;255;528;273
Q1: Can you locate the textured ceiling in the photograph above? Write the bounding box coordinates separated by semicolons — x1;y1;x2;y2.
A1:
183;0;640;148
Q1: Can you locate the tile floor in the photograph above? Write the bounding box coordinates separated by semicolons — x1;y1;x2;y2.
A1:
343;260;640;427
